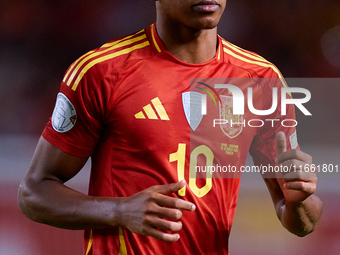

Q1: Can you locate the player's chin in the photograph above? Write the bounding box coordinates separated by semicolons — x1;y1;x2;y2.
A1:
193;12;222;29
189;17;220;30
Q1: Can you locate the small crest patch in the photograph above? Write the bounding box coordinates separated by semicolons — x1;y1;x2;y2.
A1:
52;93;77;133
182;92;203;131
219;95;243;138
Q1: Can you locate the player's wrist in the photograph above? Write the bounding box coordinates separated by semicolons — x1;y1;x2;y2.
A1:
88;196;126;228
108;197;129;228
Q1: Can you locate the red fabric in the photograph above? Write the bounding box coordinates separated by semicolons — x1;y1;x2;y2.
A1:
42;24;298;255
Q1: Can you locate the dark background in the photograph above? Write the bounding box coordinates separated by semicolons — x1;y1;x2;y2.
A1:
0;1;339;254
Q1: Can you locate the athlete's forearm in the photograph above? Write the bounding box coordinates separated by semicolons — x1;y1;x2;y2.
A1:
18;177;122;230
18;178;196;242
278;194;323;236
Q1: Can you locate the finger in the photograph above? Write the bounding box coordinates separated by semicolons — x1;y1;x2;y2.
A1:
275;131;287;159
154;194;196;212
278;160;317;179
142;226;180;242
148;217;183;232
277;150;312;165
151;180;186;195
282;181;316;194
279;159;309;169
282;171;317;181
149;181;196;211
154;206;183;220
146;199;191;219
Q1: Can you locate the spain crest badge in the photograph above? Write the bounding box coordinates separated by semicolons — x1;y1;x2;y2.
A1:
219;95;243;138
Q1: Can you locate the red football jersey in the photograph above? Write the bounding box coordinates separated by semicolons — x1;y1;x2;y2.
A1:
42;24;298;255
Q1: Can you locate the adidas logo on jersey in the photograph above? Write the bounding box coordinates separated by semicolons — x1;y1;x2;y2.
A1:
135;97;170;120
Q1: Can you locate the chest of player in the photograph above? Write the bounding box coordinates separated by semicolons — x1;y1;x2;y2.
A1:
104;60;266;169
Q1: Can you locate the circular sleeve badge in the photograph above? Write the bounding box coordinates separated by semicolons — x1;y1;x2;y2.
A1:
51;93;77;133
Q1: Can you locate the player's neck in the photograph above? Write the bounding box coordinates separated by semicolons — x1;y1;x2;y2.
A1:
155;22;218;64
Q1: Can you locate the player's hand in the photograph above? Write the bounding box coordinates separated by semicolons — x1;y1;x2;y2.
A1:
275;131;317;203
116;180;196;242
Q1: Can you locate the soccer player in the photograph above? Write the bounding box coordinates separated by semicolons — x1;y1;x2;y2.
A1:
18;0;323;254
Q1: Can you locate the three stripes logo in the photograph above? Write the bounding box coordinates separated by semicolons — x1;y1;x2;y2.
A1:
135;97;170;121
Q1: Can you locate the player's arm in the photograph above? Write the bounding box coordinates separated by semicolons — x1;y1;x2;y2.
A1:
18;136;196;242
263;132;323;236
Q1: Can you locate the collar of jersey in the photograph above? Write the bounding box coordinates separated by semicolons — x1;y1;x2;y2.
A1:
146;23;224;66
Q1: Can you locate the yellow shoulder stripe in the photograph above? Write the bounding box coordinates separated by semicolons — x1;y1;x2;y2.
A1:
63;50;95;83
223;47;288;88
66;33;147;86
100;29;144;48
222;40;267;62
63;29;145;84
70;40;149;91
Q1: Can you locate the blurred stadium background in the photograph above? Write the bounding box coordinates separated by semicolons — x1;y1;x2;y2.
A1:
0;0;339;254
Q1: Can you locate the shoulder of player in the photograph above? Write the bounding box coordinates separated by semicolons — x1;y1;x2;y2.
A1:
62;29;152;91
219;36;283;79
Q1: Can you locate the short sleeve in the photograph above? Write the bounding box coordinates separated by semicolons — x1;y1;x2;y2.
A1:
42;63;109;157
